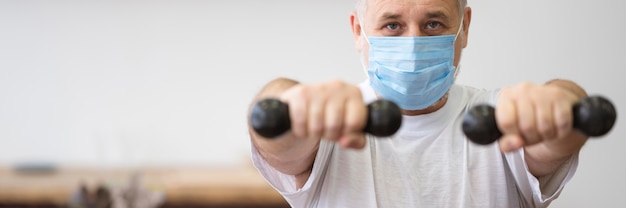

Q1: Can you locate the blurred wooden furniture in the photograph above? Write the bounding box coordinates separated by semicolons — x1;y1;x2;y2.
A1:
0;166;289;208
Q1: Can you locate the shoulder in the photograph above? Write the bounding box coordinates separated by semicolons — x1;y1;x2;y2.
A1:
357;80;378;103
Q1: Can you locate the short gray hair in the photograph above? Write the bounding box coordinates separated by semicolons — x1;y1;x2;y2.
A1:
356;0;467;23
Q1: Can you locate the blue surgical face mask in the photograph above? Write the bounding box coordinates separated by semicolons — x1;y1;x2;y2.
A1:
362;19;463;110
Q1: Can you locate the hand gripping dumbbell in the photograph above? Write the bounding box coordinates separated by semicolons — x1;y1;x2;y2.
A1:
462;95;617;145
250;98;403;139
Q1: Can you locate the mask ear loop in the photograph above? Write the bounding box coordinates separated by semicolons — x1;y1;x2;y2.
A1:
453;16;465;79
358;17;371;79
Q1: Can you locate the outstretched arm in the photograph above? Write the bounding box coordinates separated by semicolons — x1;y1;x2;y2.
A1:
248;77;367;188
496;79;588;177
248;78;317;187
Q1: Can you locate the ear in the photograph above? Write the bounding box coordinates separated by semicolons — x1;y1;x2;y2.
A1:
350;12;364;52
460;7;472;48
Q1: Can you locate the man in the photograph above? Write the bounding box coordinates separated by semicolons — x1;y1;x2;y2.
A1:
247;0;588;207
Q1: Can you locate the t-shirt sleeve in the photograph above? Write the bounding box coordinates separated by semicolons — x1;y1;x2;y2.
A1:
504;149;579;207
250;140;335;207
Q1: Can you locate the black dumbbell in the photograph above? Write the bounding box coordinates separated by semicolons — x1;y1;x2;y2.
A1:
250;98;403;139
462;95;617;145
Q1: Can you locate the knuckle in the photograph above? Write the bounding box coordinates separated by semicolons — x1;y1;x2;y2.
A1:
344;119;363;132
292;118;307;133
511;81;530;92
519;122;536;135
556;119;571;132
537;124;554;138
326;122;342;134
519;120;537;134
344;82;358;92
554;110;571;128
325;79;345;90
309;125;323;139
292;84;308;96
519;81;534;89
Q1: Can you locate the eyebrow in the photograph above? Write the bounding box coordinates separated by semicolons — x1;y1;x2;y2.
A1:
380;12;402;20
425;11;449;20
378;11;450;21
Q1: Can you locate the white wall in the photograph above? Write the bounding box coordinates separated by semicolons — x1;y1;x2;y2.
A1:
0;0;623;207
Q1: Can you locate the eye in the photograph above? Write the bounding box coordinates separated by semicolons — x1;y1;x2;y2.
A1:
385;23;401;31
426;21;442;30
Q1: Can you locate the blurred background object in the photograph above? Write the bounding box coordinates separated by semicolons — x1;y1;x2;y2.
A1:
68;172;165;208
0;166;288;207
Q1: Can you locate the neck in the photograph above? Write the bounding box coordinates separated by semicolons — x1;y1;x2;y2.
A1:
401;93;449;116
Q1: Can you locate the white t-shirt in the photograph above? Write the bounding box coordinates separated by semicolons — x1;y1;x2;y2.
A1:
251;82;578;208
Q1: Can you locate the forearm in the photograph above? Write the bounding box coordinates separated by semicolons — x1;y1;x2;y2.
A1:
524;79;588;177
248;77;318;176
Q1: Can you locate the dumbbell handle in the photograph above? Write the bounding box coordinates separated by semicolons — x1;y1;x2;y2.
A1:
250;98;403;139
462;95;617;145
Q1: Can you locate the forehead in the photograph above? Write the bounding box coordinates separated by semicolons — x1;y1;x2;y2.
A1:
366;0;459;19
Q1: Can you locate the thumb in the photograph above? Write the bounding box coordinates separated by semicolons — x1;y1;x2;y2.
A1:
339;133;367;149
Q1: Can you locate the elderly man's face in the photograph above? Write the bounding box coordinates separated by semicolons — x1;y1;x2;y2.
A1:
352;0;470;68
